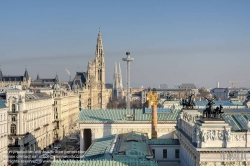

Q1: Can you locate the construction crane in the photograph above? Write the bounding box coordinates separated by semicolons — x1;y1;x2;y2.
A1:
228;80;246;88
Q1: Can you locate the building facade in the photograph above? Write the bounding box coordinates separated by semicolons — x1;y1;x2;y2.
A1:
177;109;250;166
0;68;31;89
52;81;79;139
0;101;8;165
6;89;54;166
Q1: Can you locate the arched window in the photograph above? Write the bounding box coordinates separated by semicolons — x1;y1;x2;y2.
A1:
88;98;91;109
79;100;81;107
12;104;16;112
98;93;101;104
11;124;16;134
99;69;102;81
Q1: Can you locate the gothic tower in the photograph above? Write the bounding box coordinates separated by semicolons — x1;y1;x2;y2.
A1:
94;30;105;86
113;61;123;101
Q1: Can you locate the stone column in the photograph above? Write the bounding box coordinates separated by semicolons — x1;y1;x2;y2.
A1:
80;130;84;157
246;131;250;148
151;104;158;139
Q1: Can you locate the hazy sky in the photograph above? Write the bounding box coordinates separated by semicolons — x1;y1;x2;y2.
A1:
1;1;250;88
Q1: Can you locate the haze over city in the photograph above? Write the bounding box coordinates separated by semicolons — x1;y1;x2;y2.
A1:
1;0;250;88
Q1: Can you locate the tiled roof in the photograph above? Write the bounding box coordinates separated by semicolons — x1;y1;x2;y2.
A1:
195;100;235;107
0;100;6;108
51;159;158;166
144;108;171;113
148;139;180;145
116;132;151;159
84;135;116;160
221;113;250;131
78;109;180;123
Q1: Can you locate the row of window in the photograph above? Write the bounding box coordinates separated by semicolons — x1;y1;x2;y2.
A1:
0;124;7;134
0;113;6;121
151;149;179;159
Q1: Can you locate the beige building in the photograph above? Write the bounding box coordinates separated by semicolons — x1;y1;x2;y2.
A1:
0;68;31;89
72;31;111;109
6;89;54;166
0;101;8;165
52;80;79;139
177;109;250;166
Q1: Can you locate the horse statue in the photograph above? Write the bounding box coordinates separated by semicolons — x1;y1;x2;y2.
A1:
203;97;223;118
181;94;196;109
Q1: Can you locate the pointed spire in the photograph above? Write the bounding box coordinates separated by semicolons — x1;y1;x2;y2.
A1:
118;62;123;89
24;65;29;79
55;73;59;84
113;61;118;90
95;29;104;58
36;72;40;80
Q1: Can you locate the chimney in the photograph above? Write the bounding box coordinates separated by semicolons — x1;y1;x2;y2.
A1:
217;82;220;88
151;88;158;139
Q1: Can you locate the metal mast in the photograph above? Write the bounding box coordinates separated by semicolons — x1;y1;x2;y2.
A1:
122;52;134;109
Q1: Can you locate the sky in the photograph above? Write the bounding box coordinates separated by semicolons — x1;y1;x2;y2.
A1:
0;1;250;89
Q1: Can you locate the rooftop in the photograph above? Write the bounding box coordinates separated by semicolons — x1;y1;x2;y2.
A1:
195;100;236;107
148;139;180;145
51;159;158;166
78;109;180;123
79;132;158;166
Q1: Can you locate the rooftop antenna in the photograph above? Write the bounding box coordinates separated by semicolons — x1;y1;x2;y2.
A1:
122;52;134;109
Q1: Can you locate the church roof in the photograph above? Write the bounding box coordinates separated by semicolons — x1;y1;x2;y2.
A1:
78;109;180;123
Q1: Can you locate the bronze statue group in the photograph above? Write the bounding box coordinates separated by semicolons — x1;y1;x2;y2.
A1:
181;94;224;119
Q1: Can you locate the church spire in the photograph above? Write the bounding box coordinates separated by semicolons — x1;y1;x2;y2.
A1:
55;73;59;84
118;62;123;89
113;61;118;89
24;65;29;80
95;29;104;58
36;72;40;80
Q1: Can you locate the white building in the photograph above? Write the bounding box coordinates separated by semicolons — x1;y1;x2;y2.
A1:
0;100;8;165
6;89;54;166
177;109;250;166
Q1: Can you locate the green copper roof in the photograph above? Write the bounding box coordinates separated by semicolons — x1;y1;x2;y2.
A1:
51;159;158;166
230;99;244;106
78;109;180;123
83;135;116;160
221;113;250;131
148;139;180;145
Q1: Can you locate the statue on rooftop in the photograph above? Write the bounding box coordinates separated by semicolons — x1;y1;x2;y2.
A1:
229;91;237;98
181;94;196;109
202;97;224;119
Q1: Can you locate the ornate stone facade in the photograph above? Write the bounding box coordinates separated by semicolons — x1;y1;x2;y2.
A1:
177;109;250;166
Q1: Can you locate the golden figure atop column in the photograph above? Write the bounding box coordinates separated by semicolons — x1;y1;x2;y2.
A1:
147;88;158;139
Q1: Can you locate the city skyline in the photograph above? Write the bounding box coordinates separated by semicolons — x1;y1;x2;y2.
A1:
1;1;250;88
